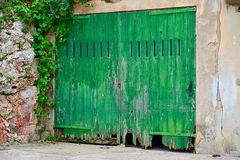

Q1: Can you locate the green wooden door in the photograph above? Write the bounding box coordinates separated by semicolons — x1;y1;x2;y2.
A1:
55;13;121;144
55;7;196;150
118;8;196;149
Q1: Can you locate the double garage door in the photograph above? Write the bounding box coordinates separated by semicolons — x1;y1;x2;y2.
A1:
55;7;196;150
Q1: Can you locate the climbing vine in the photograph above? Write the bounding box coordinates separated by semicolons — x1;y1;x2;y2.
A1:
1;0;88;122
28;0;74;121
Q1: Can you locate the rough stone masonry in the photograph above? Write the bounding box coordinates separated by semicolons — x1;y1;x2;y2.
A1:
0;21;39;145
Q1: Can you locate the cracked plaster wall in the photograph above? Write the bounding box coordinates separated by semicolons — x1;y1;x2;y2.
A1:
215;0;240;155
73;0;240;154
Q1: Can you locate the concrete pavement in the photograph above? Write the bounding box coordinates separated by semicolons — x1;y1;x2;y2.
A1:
0;143;239;160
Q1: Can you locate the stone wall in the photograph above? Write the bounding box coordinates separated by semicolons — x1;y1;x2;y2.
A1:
0;21;39;145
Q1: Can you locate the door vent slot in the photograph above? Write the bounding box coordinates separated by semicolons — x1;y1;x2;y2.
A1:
86;42;89;57
138;41;141;57
178;39;181;56
76;41;113;58
66;42;68;58
108;41;110;57
101;42;103;57
73;42;75;58
170;39;173;56
154;40;156;57
162;40;164;56
146;41;148;57
130;41;133;57
80;43;82;57
93;42;96;57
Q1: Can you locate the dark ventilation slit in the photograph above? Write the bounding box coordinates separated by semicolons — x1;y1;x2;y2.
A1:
170;39;173;56
138;41;140;57
80;43;82;57
100;42;103;57
66;43;68;58
178;39;181;56
130;41;133;57
154;40;156;57
146;41;148;57
108;41;110;57
161;40;164;56
93;42;96;57
86;42;88;57
73;42;75;58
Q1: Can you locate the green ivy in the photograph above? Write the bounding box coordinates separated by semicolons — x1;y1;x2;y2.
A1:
34;0;73;121
44;135;59;142
1;0;83;121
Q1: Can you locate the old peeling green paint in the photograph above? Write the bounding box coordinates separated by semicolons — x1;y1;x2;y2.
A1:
55;7;196;150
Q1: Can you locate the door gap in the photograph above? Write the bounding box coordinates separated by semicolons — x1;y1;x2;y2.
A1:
120;136;123;143
111;134;117;138
125;133;133;146
151;135;163;149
